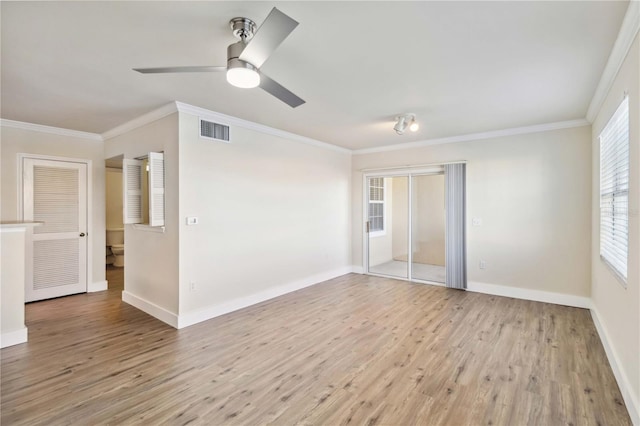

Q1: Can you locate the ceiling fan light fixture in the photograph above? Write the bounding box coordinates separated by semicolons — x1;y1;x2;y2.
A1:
226;59;260;89
226;67;260;89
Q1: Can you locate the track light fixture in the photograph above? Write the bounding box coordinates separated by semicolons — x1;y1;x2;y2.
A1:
394;114;419;135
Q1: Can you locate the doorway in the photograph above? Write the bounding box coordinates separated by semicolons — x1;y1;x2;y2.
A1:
22;156;89;302
365;165;462;286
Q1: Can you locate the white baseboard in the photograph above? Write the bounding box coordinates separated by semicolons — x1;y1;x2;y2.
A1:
178;266;353;329
1;327;28;348
351;265;364;274
467;281;592;309
590;307;640;425
122;291;179;328
88;280;108;293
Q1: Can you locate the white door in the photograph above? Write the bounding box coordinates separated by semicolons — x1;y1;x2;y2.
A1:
23;158;88;302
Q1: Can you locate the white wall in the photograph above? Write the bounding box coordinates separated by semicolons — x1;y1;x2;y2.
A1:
0;125;106;288
177;112;351;317
591;33;639;420
104;114;179;315
352;125;593;297
105;168;123;230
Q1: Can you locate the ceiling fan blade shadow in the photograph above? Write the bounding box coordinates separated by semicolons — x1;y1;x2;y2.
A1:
133;66;226;74
239;8;298;69
259;72;305;108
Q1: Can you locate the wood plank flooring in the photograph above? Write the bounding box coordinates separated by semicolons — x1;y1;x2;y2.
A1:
1;269;631;425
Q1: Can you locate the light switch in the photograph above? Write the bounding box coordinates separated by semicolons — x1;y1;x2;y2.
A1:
472;217;483;226
186;216;198;225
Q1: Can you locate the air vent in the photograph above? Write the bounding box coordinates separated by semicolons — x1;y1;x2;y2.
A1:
200;119;230;142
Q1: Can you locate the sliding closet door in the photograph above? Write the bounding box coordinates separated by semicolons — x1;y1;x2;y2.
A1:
367;176;408;279
411;174;446;283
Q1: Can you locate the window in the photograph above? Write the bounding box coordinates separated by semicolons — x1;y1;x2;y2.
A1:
368;177;385;236
599;96;629;284
123;152;165;227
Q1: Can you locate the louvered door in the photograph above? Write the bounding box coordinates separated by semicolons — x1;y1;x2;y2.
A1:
23;158;88;302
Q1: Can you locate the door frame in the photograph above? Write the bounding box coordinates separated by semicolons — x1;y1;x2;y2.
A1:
362;166;445;286
18;153;93;297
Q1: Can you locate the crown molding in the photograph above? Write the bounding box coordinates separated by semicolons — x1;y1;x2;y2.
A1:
0;118;102;141
352;118;590;155
101;103;178;140
174;102;351;154
586;0;640;122
100;101;350;154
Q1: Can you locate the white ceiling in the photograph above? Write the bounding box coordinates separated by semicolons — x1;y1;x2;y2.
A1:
1;1;628;150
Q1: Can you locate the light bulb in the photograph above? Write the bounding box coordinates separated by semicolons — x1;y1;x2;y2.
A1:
409;121;419;132
226;67;260;89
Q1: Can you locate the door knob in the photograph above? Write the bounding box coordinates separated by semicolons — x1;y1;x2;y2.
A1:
79;233;86;237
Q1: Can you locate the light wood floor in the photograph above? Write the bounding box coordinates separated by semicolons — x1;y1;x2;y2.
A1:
1;269;630;425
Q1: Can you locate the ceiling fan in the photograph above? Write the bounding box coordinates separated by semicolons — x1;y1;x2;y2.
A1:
133;8;305;108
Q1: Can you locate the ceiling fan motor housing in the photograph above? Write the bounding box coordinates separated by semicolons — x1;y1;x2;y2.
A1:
227;41;256;73
230;17;256;41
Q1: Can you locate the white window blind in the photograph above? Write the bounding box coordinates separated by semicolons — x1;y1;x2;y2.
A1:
599;96;629;284
368;177;385;233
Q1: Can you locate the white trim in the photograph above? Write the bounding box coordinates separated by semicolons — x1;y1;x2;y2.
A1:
101;103;177;140
86;160;94;298
364;271;447;287
1;327;28;348
590;306;640;425
121;291;179;328
131;224;165;233
467;280;592;309
177;266;353;329
361;161;465;173
0;119;102;141
353;119;590;155
0;227;27;233
101;101;351;154
586;0;640;122
175;101;351;154
351;265;365;274
88;280;108;292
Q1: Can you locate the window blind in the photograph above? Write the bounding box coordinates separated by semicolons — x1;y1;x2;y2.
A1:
599;96;629;283
368;177;384;232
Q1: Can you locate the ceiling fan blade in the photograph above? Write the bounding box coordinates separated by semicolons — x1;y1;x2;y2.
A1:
239;8;299;69
133;66;226;74
259;72;305;108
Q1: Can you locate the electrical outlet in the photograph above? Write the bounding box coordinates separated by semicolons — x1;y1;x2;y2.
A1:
189;281;196;292
472;217;483;226
479;260;487;270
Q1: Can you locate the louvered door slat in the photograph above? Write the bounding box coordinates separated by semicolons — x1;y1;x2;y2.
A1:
23;158;88;302
33;166;79;234
33;239;79;289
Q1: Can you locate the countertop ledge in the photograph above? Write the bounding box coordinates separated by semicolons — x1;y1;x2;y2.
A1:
0;221;43;228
